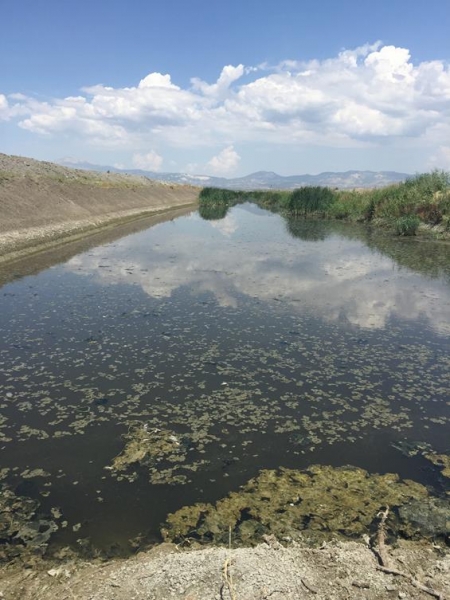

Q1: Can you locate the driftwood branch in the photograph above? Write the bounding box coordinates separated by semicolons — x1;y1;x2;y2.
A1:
374;506;445;600
376;505;392;569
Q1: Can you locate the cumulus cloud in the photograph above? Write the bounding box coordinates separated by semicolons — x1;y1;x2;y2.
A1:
138;73;177;89
191;64;245;97
132;150;163;171
207;145;240;174
2;43;450;155
0;93;29;121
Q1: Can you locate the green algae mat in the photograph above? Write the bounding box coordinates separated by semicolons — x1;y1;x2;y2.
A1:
1;204;449;560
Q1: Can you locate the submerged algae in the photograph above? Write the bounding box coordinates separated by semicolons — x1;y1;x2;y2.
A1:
0;482;59;562
162;464;430;546
399;498;450;540
109;423;200;484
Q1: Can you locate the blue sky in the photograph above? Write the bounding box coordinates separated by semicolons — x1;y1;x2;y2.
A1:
1;0;449;176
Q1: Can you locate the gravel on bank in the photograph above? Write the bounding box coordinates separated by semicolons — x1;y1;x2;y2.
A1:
1;538;449;600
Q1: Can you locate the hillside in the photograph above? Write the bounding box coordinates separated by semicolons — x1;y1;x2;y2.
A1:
59;158;411;190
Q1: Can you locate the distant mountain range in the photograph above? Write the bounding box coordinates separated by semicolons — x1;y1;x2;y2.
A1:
58;159;411;190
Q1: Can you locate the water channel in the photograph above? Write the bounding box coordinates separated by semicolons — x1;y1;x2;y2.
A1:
1;203;449;556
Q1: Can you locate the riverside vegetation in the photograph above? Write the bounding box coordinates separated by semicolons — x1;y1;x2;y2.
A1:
199;170;450;237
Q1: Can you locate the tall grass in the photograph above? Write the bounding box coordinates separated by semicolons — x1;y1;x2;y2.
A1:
334;171;450;235
395;215;421;236
198;171;450;236
287;186;335;216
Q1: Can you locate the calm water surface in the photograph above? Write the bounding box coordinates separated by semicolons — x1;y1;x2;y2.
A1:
1;204;449;554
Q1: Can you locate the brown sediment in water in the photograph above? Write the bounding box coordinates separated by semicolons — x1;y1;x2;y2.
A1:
0;153;199;266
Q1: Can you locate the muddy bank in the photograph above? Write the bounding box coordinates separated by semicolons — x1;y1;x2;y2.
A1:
0;153;199;264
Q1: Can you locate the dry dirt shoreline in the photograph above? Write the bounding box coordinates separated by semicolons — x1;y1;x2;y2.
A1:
0;153;199;265
1;538;449;600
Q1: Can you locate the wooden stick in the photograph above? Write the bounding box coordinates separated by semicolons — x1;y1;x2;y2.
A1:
221;526;237;600
375;506;445;600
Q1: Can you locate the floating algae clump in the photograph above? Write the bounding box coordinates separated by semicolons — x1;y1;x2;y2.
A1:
425;453;450;480
162;465;429;546
109;423;194;484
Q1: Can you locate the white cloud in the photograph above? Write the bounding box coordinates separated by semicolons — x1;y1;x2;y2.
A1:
0;93;28;120
0;94;9;120
132;150;163;171
2;44;450;160
207;145;240;174
191;64;245;97
138;73;177;89
364;45;413;83
428;146;450;170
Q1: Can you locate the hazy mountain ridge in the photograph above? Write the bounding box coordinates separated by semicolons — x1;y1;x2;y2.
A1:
58;159;410;190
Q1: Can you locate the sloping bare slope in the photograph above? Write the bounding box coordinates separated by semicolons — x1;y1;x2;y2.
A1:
0;153;199;260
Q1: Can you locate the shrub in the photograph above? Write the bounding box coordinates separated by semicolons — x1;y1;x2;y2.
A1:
395;215;421;236
198;170;450;234
441;215;450;232
415;203;442;225
327;191;373;221
256;190;291;208
404;170;450;197
328;201;350;219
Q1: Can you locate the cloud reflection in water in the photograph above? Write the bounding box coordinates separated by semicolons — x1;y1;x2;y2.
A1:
65;205;450;335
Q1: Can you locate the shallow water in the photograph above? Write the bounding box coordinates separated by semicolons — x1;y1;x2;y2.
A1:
1;204;449;555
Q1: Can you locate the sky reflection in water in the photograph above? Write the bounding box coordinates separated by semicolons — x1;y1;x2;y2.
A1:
65;204;450;334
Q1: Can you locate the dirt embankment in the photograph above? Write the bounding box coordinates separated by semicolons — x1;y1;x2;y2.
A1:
0;153;199;263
